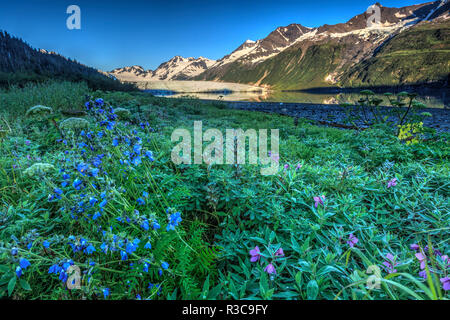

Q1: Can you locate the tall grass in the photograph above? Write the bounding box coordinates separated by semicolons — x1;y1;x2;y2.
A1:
0;81;87;118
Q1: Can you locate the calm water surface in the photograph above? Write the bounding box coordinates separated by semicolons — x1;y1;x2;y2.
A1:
146;89;449;109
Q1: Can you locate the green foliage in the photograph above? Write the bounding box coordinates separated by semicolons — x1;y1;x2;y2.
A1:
339;91;430;137
0;82;448;300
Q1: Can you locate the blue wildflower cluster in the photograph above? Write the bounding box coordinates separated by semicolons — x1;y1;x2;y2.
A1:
3;97;185;299
166;209;182;232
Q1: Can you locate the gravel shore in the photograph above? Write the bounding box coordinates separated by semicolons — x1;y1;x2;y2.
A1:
217;100;450;132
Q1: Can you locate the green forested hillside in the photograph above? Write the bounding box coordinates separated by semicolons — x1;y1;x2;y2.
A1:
340;20;450;87
196;19;450;90
0;31;136;91
201;43;345;90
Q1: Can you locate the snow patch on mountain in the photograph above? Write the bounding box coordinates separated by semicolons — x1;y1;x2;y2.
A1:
110;56;216;81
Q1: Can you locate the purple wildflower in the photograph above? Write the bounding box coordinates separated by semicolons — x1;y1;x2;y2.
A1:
275;248;285;257
419;270;427;279
314;195;325;208
440;277;450;291
347;233;359;248
415;252;427;270
264;263;276;274
382;253;399;274
387;178;398;188
249;246;261;263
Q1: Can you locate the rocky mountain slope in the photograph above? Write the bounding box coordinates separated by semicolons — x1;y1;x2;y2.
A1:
194;0;449;89
110;1;449;90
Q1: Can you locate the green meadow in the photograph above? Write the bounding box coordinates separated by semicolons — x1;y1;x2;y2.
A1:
0;81;448;300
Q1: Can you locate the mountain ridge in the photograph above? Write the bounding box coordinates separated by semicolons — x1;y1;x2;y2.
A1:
110;1;449;89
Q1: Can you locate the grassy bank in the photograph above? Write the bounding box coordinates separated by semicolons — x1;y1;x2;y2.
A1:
0;82;448;300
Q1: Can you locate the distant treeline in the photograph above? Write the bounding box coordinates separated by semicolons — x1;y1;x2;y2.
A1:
0;30;136;91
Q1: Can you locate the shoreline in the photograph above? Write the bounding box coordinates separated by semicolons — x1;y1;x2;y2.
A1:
201;100;450;132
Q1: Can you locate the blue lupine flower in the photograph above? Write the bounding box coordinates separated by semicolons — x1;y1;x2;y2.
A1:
141;220;149;231
48;264;61;274
143;263;149;273
145;151;154;161
137;198;145;206
11;248;18;256
73;179;83;190
77;163;89;175
95;98;104;106
120;251;128;261
131;156;142;166
152;221;161;230
126;243;137;254
161;261;169;270
99;199;107;208
144;242;152;250
19;258;31;270
100;243;108;254
43;240;50;248
133;144;142;154
16;266;22;278
59;271;68;282
93;212;102;220
89;197;98;206
90;168;100;177
85;244;96;255
103;288;110;299
143;191;149;198
112;138;119;147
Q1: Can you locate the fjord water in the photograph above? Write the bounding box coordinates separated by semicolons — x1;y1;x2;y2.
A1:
147;89;449;109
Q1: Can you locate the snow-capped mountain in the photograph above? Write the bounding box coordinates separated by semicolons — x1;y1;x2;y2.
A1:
196;0;449;88
110;56;215;81
151;56;216;80
110;1;449;88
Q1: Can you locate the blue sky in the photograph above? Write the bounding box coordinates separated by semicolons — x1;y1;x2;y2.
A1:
0;0;424;71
